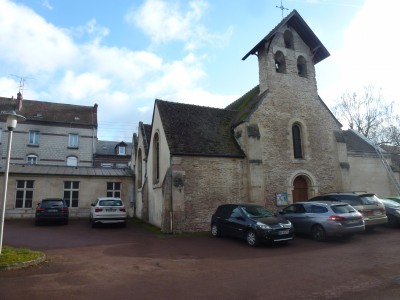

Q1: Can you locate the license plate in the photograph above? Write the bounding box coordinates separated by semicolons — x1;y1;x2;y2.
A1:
106;209;116;212
48;209;57;212
278;230;290;235
347;220;359;224
373;210;381;216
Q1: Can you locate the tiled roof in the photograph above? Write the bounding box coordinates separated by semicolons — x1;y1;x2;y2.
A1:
242;10;330;64
156;100;245;158
225;85;265;125
341;130;378;153
139;122;152;156
3;164;132;177
0;97;97;127
96;140;133;155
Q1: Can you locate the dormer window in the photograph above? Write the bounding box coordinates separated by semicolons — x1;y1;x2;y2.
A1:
284;30;294;49
118;145;126;155
274;51;286;73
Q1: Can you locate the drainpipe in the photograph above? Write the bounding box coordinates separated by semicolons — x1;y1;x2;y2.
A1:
169;154;173;234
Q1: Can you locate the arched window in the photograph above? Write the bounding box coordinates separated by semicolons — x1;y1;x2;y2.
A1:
67;156;78;167
153;133;160;183
284;30;294;49
297;56;308;78
137;148;142;188
26;154;38;165
274;51;286;73
292;124;303;159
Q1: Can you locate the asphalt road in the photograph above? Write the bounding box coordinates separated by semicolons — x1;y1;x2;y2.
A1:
1;219;400;300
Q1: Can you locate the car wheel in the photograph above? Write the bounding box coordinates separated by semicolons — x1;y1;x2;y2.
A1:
312;225;326;242
246;230;259;247
91;218;97;228
387;215;399;228
211;223;221;237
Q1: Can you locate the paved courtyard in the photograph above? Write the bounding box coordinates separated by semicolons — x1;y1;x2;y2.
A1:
1;219;400;300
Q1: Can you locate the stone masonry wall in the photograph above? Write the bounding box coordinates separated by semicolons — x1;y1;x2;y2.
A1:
244;26;343;208
171;156;245;232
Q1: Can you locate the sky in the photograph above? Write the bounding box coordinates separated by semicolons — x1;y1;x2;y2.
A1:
0;0;399;141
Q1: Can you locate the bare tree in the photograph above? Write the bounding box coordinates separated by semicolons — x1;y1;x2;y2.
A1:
333;85;396;145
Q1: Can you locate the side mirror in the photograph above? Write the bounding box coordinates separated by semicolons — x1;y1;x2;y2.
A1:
91;203;95;207
278;211;284;215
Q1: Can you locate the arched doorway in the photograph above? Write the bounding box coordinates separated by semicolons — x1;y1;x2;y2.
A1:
293;176;308;202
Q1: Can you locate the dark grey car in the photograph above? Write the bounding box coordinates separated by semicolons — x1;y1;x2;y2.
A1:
35;198;69;225
380;198;400;227
280;201;365;241
211;204;294;247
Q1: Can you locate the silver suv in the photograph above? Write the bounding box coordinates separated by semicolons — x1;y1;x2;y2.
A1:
309;193;387;228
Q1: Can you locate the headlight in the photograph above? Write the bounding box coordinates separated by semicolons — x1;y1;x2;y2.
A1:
281;220;292;228
256;222;271;230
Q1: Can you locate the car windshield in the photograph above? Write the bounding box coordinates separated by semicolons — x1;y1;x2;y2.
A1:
242;205;274;218
331;204;356;214
41;200;64;208
99;199;123;206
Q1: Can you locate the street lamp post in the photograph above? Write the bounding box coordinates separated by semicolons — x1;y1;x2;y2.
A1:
0;112;25;255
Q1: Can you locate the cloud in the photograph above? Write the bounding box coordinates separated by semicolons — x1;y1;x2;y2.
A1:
41;0;53;10
125;0;232;51
57;71;110;100
0;0;236;140
318;0;400;107
0;0;78;73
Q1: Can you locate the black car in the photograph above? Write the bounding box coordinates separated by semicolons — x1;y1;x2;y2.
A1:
380;198;400;227
210;204;294;246
35;198;69;225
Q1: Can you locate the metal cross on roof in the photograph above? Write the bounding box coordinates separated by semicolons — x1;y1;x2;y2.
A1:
276;0;289;19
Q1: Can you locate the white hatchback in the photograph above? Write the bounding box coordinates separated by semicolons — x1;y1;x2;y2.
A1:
90;197;127;227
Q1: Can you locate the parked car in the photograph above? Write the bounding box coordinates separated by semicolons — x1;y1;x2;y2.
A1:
384;196;400;205
380;198;400;228
35;198;69;225
90;197;127;227
308;193;387;229
279;201;365;241
210;203;294;247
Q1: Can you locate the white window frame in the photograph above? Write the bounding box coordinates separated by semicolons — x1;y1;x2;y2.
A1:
107;182;121;198
27;154;38;165
15;180;34;208
28;130;40;145
67;156;78;167
63;181;80;207
118;146;126;155
68;133;79;148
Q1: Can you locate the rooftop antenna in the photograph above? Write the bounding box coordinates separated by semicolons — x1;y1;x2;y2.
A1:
276;0;289;19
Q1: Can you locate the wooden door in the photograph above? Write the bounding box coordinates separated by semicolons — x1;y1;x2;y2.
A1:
293;176;308;202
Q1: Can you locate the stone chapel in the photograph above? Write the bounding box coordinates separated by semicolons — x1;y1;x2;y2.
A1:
131;10;399;233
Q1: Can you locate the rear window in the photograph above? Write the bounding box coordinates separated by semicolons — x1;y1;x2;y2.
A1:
41;200;65;208
99;199;123;206
330;195;362;206
331;205;356;214
359;194;381;205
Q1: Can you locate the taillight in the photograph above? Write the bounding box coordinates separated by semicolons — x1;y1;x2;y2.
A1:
36;207;45;212
328;215;346;222
95;208;103;212
120;208;126;212
60;207;68;212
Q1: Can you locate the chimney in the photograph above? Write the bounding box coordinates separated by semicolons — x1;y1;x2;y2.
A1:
16;92;23;111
